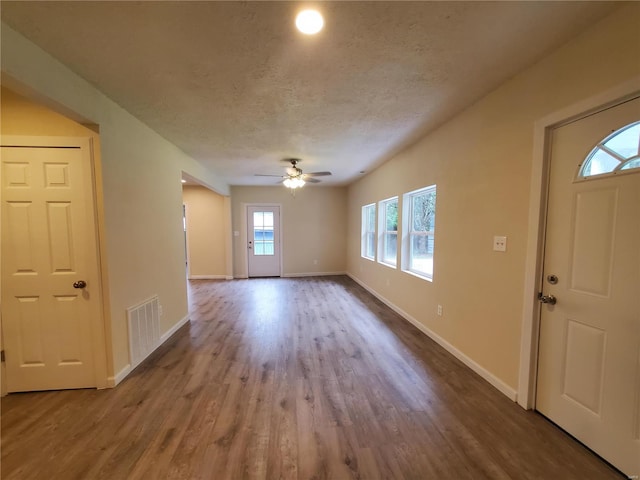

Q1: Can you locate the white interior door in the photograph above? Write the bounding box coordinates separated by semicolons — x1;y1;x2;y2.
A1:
536;97;640;477
2;140;102;392
247;205;281;277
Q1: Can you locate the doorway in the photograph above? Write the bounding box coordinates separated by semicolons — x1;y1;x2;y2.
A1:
535;97;640;477
247;205;281;277
1;137;106;392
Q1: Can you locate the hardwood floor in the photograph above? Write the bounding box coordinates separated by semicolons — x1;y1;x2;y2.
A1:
1;276;624;479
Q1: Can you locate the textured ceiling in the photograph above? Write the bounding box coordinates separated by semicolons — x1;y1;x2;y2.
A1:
1;1;618;187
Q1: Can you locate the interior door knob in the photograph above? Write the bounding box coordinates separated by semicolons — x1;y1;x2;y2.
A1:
73;280;87;289
538;293;557;305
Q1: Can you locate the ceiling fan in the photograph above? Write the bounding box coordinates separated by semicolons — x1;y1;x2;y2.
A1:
256;158;332;189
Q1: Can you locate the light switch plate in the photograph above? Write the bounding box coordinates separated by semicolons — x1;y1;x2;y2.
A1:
493;236;507;252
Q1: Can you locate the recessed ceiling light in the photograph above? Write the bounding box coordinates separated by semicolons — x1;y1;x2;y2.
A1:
296;9;324;35
181;179;187;183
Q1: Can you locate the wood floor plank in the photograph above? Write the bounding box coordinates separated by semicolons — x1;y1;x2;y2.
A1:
1;276;626;479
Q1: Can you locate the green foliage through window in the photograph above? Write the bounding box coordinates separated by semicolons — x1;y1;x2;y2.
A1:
386;201;398;231
403;185;436;280
412;191;436;233
361;204;376;260
380;197;399;266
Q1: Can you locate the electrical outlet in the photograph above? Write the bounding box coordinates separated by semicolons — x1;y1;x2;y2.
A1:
437;305;443;316
493;236;507;252
313;259;318;265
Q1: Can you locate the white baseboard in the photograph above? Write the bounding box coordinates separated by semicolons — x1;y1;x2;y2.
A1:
282;271;345;278
188;275;227;280
161;314;190;343
107;315;190;387
107;364;132;387
232;273;344;279
346;272;518;402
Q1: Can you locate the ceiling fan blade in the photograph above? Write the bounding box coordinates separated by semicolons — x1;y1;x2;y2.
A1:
255;174;285;177
305;177;321;183
305;171;332;177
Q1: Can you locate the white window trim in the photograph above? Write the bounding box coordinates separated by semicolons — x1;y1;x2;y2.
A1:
377;196;399;268
361;203;376;260
401;185;436;281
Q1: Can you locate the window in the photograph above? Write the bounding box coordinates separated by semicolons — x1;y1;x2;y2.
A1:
403;185;436;280
253;211;274;255
361;203;376;260
378;197;398;267
578;121;640;178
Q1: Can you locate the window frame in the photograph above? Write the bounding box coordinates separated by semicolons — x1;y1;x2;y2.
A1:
252;211;275;256
402;185;436;281
577;120;640;180
361;203;376;261
377;196;399;268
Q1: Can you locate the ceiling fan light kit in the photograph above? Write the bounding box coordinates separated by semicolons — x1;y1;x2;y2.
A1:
283;177;305;189
255;158;332;190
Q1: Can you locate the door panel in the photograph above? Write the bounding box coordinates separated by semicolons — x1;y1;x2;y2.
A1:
562;319;605;414
247;206;281;277
568;188;617;296
2;144;100;391
536;97;640;477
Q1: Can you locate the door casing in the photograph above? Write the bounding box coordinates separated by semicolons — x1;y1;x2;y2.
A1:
182;203;191;279
518;77;640;409
1;135;110;392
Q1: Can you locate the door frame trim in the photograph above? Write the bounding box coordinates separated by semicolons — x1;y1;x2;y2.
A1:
242;203;283;278
182;203;192;279
517;77;640;409
1;135;110;391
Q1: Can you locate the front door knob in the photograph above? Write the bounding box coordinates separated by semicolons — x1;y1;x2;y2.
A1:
73;280;87;289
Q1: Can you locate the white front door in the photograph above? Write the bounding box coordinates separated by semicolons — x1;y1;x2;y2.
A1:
2;139;103;392
536;97;640;477
247;205;281;277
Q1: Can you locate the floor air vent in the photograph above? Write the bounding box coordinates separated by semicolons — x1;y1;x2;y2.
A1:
127;295;161;368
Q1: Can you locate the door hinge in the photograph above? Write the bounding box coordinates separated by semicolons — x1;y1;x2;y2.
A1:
0;350;5;362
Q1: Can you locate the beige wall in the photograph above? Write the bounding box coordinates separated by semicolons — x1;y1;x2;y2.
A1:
182;185;230;278
1;23;229;380
231;186;347;277
346;4;640;393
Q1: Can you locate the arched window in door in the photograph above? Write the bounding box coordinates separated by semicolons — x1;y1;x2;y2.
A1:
578;121;640;178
